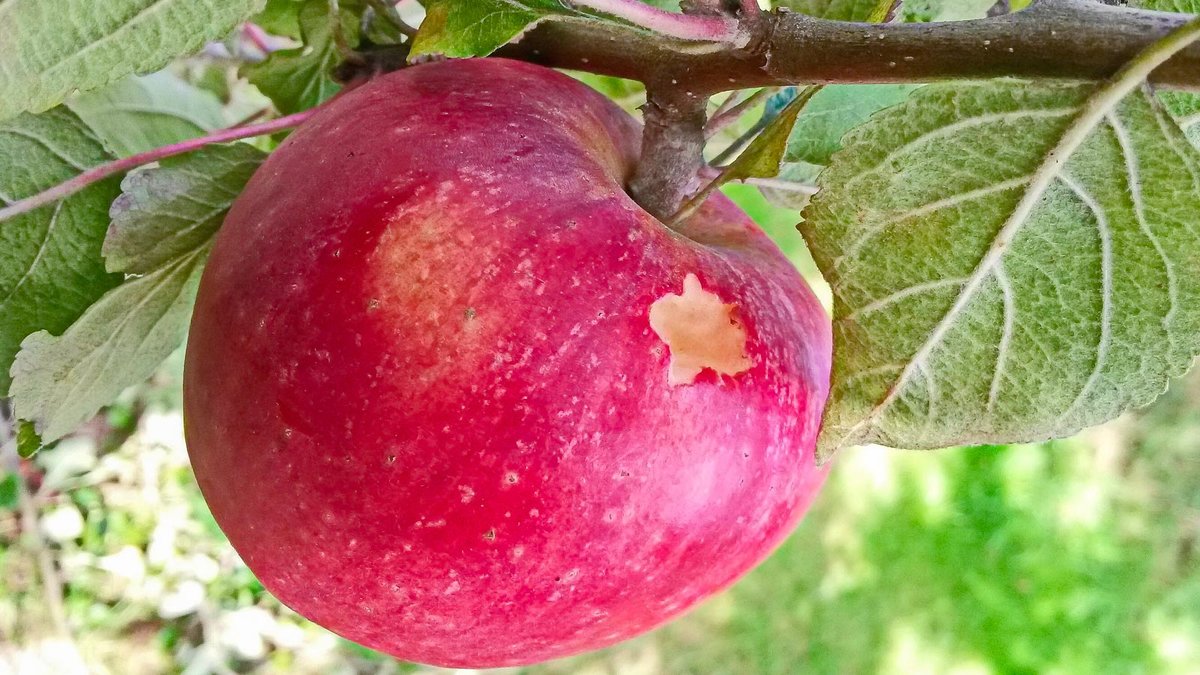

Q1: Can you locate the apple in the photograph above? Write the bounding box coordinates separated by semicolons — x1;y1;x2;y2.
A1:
183;58;831;667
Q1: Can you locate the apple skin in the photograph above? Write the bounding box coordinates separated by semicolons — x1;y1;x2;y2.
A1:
183;58;831;667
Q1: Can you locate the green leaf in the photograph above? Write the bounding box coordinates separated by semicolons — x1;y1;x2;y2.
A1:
105;143;266;273
785;84;919;165
254;0;307;39
1130;1;1199;12
0;472;18;508
10;144;265;444
246;0;358;114
67;72;226;157
900;0;994;21
775;0;892;21
0;0;265;122
10;250;208;443
756;160;822;212
674;87;820;224
412;0;561;58
411;0;647;59
0;108;123;397
16;420;42;459
801;77;1200;458
725;87;821;183
1160;91;1200;148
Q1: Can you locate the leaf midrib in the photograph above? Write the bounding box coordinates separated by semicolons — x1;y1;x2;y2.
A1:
831;18;1200;452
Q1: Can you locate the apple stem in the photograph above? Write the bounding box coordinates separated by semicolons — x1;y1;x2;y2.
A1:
628;89;709;221
565;0;743;44
0;110;315;224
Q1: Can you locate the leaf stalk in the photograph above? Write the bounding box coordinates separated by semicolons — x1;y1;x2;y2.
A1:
0;111;314;223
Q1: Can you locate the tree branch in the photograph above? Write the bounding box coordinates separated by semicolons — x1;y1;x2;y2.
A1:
505;0;1200;94
339;0;1200;219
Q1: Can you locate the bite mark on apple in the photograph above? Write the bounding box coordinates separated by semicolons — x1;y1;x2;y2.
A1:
648;274;753;386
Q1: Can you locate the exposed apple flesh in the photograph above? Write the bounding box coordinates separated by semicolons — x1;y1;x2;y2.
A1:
183;58;831;668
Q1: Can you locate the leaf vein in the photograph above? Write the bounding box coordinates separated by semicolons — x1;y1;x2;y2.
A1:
1108;112;1178;329
1056;172;1113;424
835;57;1159;446
0;201;65;312
837;175;1033;266
49;250;195;419
841;276;967;322
840;108;1076;192
0;128;91;172
987;263;1015;414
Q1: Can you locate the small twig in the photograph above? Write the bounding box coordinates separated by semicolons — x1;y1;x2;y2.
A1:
710;121;760;164
987;0;1012;17
16;475;71;638
241;23;275;55
709;91;743;119
0;111;314;223
674;85;822;225
232;107;272;127
873;0;904;23
565;0;743;43
366;0;418;37
329;0;366;64
333;42;413;83
2;408;71;641
705;87;773;138
680;0;723;13
707;0;889;159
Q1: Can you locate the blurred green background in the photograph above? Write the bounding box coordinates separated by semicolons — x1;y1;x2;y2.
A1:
2;181;1199;674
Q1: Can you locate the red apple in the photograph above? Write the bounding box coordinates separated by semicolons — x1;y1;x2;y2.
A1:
183;58;831;667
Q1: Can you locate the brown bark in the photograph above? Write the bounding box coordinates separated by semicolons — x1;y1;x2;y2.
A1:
506;0;1200;94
